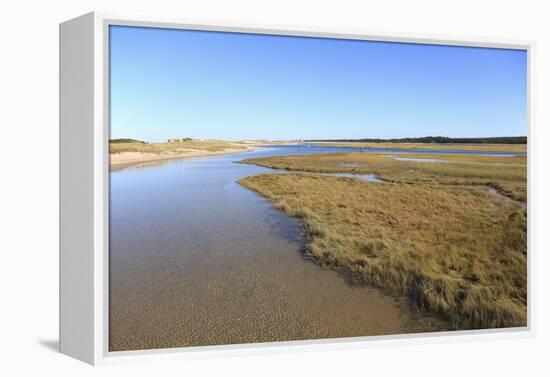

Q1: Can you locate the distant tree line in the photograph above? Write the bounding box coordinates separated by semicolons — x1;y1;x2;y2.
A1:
306;136;527;144
110;138;146;144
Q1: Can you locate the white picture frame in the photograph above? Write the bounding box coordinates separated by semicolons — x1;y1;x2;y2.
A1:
59;11;536;365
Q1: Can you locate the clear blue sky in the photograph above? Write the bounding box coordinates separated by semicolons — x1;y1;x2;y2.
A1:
109;25;527;142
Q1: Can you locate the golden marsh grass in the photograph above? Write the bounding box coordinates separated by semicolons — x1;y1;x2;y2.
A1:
238;152;527;329
241;152;527;201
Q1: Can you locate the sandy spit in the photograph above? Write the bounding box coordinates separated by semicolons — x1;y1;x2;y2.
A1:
110;147;257;172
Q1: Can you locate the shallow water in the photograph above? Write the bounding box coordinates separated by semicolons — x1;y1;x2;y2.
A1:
487;187;527;210
389;156;448;163
110;145;510;351
338;162;362;167
275;170;385;183
324;172;385;182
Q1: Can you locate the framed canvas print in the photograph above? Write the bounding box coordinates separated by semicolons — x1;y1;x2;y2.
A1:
59;12;534;365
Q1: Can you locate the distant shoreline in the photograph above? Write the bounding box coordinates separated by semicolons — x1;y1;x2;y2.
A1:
310;141;527;153
109;139;527;172
307;136;527;144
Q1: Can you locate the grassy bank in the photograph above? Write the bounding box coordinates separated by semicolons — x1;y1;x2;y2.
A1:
238;152;527;329
241;152;527;201
109;139;252;154
109;139;258;171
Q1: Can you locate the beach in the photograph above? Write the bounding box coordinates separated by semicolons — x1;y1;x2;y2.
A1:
108;139;269;171
110;147;257;171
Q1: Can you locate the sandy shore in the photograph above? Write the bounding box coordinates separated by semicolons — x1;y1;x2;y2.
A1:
110;147;257;172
